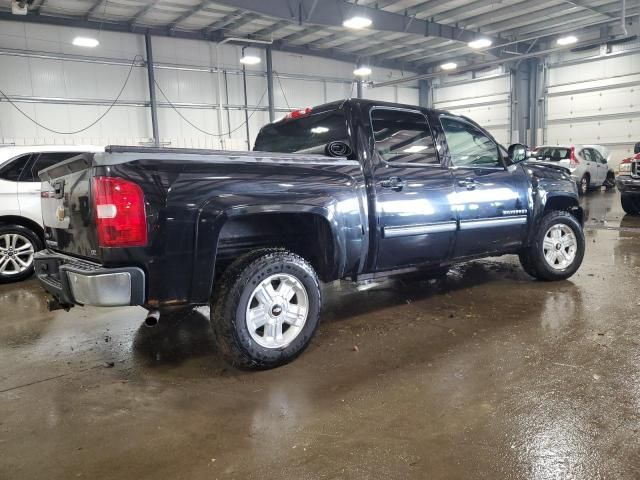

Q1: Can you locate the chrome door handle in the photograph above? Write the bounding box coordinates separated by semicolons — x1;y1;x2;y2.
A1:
380;176;406;191
457;178;476;190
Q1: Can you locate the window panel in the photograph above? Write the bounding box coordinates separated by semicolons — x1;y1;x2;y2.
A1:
441;117;500;168
371;109;438;165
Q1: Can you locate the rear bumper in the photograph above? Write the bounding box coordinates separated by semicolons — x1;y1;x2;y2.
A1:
34;250;145;307
616;176;640;194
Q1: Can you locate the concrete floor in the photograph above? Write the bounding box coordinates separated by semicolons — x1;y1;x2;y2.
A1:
1;190;640;479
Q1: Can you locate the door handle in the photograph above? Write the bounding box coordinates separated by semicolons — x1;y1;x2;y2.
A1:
380;176;406;191
457;178;476;190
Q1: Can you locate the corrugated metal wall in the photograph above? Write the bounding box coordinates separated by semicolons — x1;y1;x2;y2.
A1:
545;47;640;167
432;69;512;145
0;20;418;149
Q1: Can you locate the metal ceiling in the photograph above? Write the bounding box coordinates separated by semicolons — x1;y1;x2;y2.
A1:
0;0;637;73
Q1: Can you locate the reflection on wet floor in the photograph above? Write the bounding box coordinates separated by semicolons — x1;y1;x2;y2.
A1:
1;191;640;479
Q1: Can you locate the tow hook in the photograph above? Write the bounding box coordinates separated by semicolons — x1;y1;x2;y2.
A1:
46;296;73;312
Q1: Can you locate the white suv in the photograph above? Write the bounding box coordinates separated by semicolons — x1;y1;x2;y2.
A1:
0;145;103;283
531;144;616;195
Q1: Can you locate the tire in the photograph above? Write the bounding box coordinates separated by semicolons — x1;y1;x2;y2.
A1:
621;194;640;215
0;224;43;283
210;248;321;369
603;172;616;190
578;174;589;196
518;211;585;281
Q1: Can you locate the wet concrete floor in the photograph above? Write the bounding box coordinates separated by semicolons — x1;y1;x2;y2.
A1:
1;190;640;479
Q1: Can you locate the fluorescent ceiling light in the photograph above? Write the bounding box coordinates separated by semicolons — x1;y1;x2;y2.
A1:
343;16;372;29
239;54;261;65
557;35;578;46
468;38;492;49
311;126;329;134
72;37;99;48
404;145;429;153
440;62;457;71
353;66;372;77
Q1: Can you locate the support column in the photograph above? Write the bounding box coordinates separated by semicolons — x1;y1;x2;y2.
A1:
418;79;431;108
356;80;363;99
512;60;532;145
144;32;159;147
266;46;275;122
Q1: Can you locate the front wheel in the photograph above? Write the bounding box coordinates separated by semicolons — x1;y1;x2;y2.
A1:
519;211;585;281
0;225;42;283
621;194;640;215
210;248;321;369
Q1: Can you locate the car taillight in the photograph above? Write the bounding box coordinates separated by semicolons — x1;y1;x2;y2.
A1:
92;176;147;247
569;147;580;166
285;107;312;120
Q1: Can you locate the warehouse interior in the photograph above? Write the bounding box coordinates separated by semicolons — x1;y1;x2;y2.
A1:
1;0;640;478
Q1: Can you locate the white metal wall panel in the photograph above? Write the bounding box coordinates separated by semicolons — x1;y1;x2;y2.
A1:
433;74;511;145
0;19;417;148
546;52;640;166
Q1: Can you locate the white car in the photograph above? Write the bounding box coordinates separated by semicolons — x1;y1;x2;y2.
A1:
531;144;616;195
0;145;103;283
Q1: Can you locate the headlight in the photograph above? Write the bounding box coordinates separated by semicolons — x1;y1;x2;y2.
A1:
619;162;631;175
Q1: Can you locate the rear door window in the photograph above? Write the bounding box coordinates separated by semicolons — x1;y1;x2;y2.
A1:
370;108;439;166
0;154;31;182
580;149;594;163
21;152;80;182
254;110;352;157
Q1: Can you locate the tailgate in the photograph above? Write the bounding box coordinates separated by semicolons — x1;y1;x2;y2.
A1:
40;153;101;260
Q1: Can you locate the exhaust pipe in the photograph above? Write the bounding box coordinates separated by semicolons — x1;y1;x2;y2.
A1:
144;310;160;327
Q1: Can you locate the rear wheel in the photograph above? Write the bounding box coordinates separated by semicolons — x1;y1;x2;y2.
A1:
578;174;589;196
210;248;321;369
0;225;42;283
603;172;616;190
519;211;585;281
621;194;640;215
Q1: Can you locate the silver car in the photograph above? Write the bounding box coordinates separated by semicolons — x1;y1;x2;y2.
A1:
532;145;616;195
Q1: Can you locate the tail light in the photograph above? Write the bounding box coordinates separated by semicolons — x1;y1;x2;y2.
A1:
569;147;580;166
92;176;147;247
285;107;312;120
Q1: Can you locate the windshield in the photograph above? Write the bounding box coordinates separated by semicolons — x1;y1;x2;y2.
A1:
254;109;352;157
533;147;570;161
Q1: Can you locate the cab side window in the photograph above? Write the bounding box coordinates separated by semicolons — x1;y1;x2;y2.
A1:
440;117;501;168
371;109;439;166
21;152;78;182
0;154;32;182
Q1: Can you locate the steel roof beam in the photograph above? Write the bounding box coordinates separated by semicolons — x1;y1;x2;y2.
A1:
207;0;504;46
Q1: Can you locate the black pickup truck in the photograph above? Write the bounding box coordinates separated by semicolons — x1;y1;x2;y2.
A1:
34;99;585;369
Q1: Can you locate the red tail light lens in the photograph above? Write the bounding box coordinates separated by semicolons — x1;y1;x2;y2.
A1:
569;147;579;166
92;177;147;247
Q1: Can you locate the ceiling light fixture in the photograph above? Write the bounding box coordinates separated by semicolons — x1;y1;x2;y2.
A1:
468;38;493;49
343;16;372;29
72;37;99;48
353;66;372;77
240;48;261;65
440;62;458;71
557;35;578;46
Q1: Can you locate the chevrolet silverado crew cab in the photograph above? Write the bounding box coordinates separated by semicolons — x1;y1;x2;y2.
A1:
34;99;585;369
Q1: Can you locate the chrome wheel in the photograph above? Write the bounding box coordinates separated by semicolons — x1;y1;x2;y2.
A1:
245;273;309;349
0;234;35;276
542;224;577;270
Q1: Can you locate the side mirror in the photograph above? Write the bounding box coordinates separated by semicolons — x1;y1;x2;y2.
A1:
508;143;531;163
634;142;640;155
